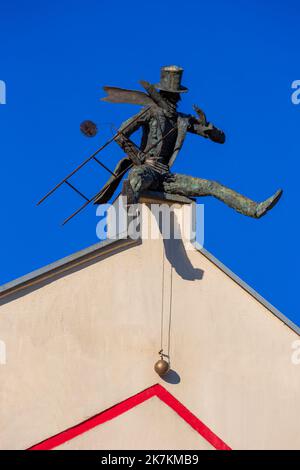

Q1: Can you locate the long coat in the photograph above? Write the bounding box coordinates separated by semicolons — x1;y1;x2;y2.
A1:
94;104;225;205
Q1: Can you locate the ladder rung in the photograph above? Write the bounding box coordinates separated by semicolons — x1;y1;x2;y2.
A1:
64;181;89;201
92;156;116;176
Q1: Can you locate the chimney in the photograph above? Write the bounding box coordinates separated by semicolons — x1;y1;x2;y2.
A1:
99;191;202;250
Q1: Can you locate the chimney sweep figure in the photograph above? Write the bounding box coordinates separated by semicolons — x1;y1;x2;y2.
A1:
95;65;282;218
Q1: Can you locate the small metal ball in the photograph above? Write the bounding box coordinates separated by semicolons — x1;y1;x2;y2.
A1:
154;359;170;377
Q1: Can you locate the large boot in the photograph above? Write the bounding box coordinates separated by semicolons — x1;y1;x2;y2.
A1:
255;189;283;218
213;185;283;219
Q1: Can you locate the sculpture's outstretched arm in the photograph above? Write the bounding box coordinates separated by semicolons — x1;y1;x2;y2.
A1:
187;105;225;144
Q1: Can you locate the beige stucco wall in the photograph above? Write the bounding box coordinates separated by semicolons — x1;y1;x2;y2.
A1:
0;196;299;450
57;397;214;450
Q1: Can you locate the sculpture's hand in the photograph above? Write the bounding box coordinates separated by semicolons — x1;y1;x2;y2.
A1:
193;104;208;126
190;104;225;144
137;151;146;164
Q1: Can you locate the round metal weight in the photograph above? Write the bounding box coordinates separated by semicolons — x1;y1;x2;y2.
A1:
154;359;170;377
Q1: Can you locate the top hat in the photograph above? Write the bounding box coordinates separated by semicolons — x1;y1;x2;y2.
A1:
155;65;188;93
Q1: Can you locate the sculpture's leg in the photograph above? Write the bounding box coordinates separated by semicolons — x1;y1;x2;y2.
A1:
123;166;158;204
163;174;282;218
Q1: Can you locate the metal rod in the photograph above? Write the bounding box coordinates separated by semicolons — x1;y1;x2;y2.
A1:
64;181;89;201
62;199;91;225
37;108;149;206
143;126;176;154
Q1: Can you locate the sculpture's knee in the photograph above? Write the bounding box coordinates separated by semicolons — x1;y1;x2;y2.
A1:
208;180;223;195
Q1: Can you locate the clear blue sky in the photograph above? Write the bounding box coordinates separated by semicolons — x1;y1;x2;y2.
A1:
0;0;299;324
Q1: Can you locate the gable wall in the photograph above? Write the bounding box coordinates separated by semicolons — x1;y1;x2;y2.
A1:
0;200;299;450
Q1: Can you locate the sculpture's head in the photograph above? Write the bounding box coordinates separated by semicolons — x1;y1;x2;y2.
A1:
155;65;188;97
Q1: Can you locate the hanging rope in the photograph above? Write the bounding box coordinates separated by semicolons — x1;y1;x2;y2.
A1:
158;243;173;363
160;243;165;354
168;265;173;359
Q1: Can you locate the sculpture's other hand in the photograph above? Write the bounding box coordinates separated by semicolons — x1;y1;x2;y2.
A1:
188;105;225;144
137;151;146;164
193;104;208;126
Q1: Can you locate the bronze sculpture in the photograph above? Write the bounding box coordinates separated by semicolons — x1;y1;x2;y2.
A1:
95;65;282;218
37;65;283;224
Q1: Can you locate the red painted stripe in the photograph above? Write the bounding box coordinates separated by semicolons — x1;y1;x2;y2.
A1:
155;385;231;451
28;385;157;450
28;384;231;451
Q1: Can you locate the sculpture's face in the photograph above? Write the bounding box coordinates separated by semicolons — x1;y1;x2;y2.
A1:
160;91;181;106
